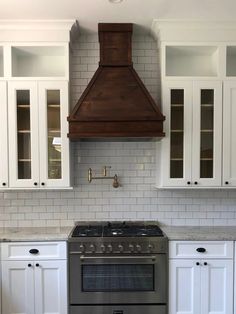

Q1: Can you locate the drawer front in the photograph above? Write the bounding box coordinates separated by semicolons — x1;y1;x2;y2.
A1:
1;241;67;260
169;241;233;259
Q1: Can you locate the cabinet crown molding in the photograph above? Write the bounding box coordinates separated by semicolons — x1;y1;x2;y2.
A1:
0;19;76;42
151;19;236;43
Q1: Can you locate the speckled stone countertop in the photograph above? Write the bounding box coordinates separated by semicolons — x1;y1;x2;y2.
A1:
0;227;72;242
162;226;236;241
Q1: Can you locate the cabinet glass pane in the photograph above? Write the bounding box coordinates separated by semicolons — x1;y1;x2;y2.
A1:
200;89;214;178
170;89;184;178
47;90;61;179
17;90;31;179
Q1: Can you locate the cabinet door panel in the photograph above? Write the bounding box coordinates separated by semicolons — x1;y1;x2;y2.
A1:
223;82;236;186
192;81;222;186
2;261;35;314
201;260;233;314
169;259;201;314
8;81;39;188
0;81;8;187
34;260;67;314
161;82;192;187
38;81;70;188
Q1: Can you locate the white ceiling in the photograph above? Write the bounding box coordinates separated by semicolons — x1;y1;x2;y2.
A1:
0;0;236;33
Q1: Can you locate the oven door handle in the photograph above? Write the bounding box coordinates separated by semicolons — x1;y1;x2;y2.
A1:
78;255;156;261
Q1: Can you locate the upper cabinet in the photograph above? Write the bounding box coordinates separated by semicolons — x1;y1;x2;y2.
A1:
153;20;236;188
8;81;70;189
160;81;222;188
0;20;75;189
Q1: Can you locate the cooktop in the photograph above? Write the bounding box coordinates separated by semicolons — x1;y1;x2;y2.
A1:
71;221;164;237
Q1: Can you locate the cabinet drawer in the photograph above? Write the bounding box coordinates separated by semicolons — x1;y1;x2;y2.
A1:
169;241;233;259
1;241;67;260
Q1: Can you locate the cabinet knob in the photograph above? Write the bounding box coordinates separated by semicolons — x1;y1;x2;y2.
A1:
2;182;6;186
204;262;208;266
194;181;198;185
34;182;38;186
187;181;191;185
225;181;229;185
196;262;200;266
28;263;32;267
36;263;40;267
196;247;206;253
41;182;45;186
29;248;39;255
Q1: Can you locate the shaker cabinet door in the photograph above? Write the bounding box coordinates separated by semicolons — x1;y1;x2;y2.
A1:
201;259;233;314
2;261;35;314
8;81;40;188
34;260;67;314
192;81;222;186
169;259;201;314
0;81;8;187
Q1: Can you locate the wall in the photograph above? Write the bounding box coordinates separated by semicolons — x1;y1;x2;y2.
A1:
0;34;236;228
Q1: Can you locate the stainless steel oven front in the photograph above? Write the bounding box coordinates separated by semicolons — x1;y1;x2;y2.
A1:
69;251;167;305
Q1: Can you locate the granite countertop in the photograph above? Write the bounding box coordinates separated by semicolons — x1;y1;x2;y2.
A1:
162;226;236;241
0;227;72;242
1;225;236;242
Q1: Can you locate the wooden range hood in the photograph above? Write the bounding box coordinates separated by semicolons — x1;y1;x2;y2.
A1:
68;23;165;139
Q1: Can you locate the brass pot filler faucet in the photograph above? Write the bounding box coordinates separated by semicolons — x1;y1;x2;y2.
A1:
88;166;120;188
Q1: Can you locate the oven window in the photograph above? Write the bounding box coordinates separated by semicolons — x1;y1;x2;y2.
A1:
82;264;154;292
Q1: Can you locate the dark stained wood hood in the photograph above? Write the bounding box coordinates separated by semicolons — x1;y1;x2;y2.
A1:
68;23;165;139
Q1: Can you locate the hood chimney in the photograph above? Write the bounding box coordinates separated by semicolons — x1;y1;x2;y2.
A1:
68;23;165;139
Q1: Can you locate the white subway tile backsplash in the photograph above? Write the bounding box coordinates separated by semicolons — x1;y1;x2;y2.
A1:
0;33;235;227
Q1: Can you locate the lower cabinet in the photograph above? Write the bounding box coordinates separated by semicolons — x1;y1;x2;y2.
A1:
1;242;67;314
169;241;234;314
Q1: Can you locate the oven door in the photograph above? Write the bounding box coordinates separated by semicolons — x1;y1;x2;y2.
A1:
69;254;167;305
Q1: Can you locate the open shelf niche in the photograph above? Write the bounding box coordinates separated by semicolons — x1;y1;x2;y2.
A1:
12;46;66;77
165;46;219;77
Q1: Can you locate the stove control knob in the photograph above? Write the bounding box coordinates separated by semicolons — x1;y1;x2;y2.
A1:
89;244;95;253
118;244;124;252
128;244;134;252
136;244;142;252
107;244;113;253
79;244;85;253
100;244;106;253
148;244;154;252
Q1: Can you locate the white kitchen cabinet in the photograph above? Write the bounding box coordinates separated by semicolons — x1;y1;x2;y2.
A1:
8;81;70;189
223;81;236;187
159;80;222;188
169;241;234;314
0;81;8;188
1;241;68;314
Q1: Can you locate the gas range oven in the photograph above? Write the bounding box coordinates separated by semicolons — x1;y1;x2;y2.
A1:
68;221;168;314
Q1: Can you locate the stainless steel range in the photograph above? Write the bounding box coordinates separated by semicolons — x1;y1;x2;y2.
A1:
68;221;168;314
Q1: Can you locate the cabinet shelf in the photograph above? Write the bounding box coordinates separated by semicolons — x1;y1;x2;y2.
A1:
49;159;61;162
17;104;30;108
171;104;184;107
171;158;183;161
18;130;30;133
201;129;213;133
48;104;60;108
171;130;184;133
201;104;214;107
18;159;31;162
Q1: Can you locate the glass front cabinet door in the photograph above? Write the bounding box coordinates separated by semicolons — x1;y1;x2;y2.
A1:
8;81;39;188
161;81;222;188
0;81;8;188
192;81;222;186
8;81;70;188
38;81;70;188
161;82;192;187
